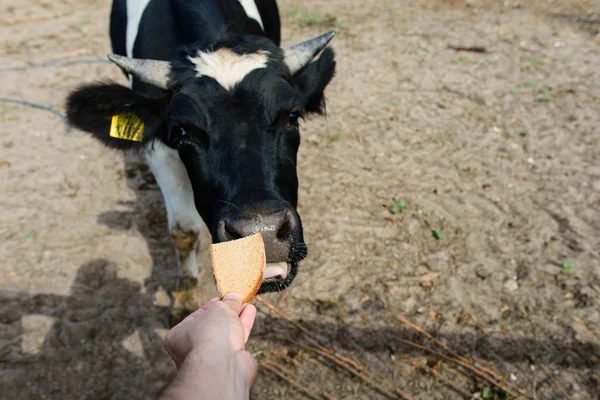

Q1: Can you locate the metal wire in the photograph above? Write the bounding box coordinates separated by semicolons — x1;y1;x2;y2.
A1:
0;97;70;133
0;57;110;72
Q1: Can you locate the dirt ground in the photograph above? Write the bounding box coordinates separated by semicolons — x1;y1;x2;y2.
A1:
1;0;599;399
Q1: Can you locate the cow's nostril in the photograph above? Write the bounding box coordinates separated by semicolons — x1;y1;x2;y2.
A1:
276;211;293;242
224;218;244;240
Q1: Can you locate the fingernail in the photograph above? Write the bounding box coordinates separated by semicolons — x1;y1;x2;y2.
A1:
223;293;241;301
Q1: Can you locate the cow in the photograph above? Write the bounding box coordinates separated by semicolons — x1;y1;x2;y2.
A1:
66;0;336;295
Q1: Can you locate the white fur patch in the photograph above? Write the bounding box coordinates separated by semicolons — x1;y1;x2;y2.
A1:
126;0;152;57
145;142;204;278
238;0;264;30
189;48;269;90
144;142;202;232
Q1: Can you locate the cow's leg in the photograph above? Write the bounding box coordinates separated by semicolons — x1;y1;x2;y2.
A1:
145;142;203;289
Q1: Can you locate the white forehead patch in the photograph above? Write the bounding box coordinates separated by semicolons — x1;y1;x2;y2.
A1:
189;48;269;91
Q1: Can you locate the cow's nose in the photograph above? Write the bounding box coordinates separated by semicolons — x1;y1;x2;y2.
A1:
217;208;296;263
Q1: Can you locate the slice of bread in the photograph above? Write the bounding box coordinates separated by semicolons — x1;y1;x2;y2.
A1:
210;233;265;303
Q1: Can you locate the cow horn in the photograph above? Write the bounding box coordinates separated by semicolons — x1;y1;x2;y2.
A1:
107;54;170;89
283;30;335;75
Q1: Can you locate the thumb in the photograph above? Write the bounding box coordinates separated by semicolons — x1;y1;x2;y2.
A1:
221;292;244;315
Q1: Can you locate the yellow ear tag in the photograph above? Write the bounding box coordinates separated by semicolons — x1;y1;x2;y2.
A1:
109;112;144;142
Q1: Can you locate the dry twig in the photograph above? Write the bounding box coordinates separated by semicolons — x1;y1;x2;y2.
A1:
398;339;530;400
261;360;322;400
470;358;507;383
256;296;414;400
531;364;537;400
551;14;600;25
396;315;527;395
448;45;488;53
315;343;363;372
394;387;415;400
257;296;358;368
537;363;572;400
424;366;471;398
396;316;468;363
445;366;470;385
297;342;406;400
256;296;319;345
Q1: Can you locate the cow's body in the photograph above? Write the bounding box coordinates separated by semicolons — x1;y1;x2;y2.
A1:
66;0;336;293
111;0;280;71
109;0;281;286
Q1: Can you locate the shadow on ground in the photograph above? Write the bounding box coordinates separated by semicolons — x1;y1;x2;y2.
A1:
1;259;597;398
0;259;174;399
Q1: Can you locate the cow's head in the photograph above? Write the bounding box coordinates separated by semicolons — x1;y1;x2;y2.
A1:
66;32;336;293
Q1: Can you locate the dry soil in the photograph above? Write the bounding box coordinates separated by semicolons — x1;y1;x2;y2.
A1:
1;0;599;399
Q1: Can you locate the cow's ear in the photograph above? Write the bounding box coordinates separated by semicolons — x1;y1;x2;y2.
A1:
291;48;336;114
66;83;165;150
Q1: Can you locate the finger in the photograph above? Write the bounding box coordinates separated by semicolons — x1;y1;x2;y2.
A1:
180;297;220;323
239;303;257;344
163;331;184;369
180;311;202;324
221;292;243;315
200;297;221;310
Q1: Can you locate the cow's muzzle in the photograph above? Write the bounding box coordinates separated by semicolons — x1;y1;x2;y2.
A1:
215;204;306;290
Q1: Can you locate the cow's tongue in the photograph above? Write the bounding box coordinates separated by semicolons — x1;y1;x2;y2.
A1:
264;262;288;280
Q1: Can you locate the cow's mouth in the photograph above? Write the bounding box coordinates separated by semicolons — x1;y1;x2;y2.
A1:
258;243;306;293
258;261;298;293
264;262;289;281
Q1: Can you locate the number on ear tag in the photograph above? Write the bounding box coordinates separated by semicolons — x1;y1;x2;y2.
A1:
109;113;144;142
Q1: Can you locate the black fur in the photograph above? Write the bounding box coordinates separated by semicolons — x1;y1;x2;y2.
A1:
109;0;127;57
292;48;336;114
66;83;166;150
254;0;281;46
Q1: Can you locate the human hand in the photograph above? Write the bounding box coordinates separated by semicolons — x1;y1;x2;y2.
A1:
161;293;258;400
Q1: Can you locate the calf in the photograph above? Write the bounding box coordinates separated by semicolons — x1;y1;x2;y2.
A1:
66;0;336;293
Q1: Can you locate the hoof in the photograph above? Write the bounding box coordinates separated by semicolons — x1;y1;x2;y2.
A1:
170;278;202;326
177;275;198;291
169;305;196;327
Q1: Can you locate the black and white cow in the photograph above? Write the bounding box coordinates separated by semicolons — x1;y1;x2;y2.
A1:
66;0;336;294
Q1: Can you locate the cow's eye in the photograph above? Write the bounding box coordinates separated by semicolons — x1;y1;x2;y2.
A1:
169;126;186;143
288;112;302;126
271;110;303;129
